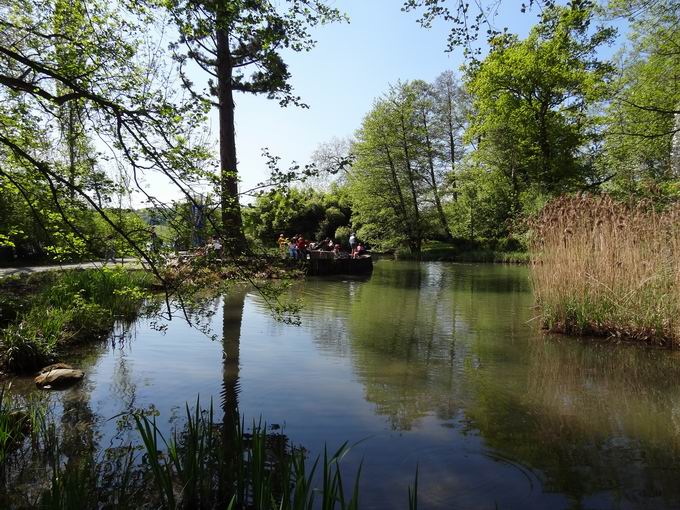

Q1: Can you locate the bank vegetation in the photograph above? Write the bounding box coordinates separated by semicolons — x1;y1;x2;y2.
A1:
531;196;680;345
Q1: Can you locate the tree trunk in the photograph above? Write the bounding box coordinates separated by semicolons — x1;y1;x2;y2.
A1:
383;142;414;249
216;7;246;252
398;113;422;254
537;102;551;188
422;111;453;241
672;107;680;177
445;82;458;201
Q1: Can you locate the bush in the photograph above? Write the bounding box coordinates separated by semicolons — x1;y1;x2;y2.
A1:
495;237;524;252
334;226;351;249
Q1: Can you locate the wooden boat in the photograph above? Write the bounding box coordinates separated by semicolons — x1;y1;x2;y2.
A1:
306;251;373;276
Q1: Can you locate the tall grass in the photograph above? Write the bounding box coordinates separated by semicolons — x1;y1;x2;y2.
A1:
530;195;680;345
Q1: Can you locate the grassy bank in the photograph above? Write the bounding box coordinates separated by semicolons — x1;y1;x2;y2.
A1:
0;255;306;375
0;394;419;509
0;269;157;373
395;240;529;263
530;195;680;345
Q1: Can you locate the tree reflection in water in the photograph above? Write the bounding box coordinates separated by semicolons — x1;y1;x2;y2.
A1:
293;262;680;508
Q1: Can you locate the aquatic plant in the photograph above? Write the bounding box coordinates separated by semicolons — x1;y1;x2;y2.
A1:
0;393;420;509
0;384;48;470
408;465;419;510
132;399;366;509
530;195;680;344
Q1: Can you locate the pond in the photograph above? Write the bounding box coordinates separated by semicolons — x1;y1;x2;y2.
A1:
7;261;680;509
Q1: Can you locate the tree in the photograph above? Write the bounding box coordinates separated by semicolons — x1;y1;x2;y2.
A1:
0;0;211;280
348;78;475;251
464;2;615;204
162;0;344;251
402;0;556;56
411;78;456;240
53;0;92;199
431;71;468;201
311;137;355;180
603;0;680;197
243;186;351;244
349;87;426;254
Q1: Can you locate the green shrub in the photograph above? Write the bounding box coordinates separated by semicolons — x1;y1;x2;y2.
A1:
1;321;57;373
334;225;351;249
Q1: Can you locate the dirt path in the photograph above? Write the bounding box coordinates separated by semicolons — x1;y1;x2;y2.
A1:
0;259;140;277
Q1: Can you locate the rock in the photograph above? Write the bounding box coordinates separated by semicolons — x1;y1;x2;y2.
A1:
35;365;84;389
37;362;73;373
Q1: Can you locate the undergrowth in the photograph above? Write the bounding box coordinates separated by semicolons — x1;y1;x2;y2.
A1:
0;268;155;373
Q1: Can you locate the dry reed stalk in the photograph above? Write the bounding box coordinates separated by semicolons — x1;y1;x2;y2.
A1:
529;195;680;346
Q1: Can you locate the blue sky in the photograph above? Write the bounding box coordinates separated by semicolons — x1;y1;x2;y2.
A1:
231;0;535;200
135;0;625;205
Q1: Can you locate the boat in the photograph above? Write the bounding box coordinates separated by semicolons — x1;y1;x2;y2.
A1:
306;250;373;276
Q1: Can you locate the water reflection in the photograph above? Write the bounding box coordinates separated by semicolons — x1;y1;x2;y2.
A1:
221;289;245;427
6;261;680;509
287;262;680;508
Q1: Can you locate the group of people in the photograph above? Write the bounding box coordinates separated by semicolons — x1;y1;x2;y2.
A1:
277;234;310;260
277;233;367;260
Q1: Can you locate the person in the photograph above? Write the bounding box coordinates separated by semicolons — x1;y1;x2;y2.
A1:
349;232;357;255
335;244;349;259
354;242;365;258
296;235;307;258
277;233;288;258
289;236;298;259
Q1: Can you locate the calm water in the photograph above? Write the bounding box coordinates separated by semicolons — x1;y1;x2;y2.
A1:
9;261;680;509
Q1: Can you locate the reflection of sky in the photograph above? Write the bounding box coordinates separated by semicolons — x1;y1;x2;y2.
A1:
10;262;680;509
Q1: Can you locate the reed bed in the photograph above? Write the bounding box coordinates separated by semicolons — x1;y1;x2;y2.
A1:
530;195;680;345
